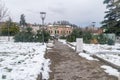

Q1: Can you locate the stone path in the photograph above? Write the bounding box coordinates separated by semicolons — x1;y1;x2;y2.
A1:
45;41;118;80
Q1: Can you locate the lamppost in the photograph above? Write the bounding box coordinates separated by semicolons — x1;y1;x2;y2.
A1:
92;22;96;33
92;22;96;27
40;12;46;45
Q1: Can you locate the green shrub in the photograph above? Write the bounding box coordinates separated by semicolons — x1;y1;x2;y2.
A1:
43;30;51;43
14;28;51;42
67;35;76;42
14;31;34;42
83;32;92;44
66;29;82;42
34;30;42;42
14;31;25;42
98;34;108;44
107;39;115;45
14;27;34;42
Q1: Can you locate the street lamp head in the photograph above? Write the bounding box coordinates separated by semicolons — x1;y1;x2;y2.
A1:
40;12;46;20
92;22;96;27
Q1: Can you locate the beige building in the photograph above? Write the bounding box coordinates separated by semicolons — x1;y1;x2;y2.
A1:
47;25;73;37
30;26;40;33
28;24;46;33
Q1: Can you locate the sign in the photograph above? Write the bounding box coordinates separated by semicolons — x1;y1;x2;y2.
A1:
76;38;83;53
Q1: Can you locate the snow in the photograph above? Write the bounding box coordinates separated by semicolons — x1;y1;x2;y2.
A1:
97;53;120;66
67;44;76;50
68;42;120;67
83;43;120;66
70;42;76;46
58;39;66;44
84;44;120;67
101;65;119;77
47;43;54;48
66;42;120;54
83;44;120;54
0;42;50;80
79;53;97;60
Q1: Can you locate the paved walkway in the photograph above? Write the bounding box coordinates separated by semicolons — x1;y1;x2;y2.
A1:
45;41;118;80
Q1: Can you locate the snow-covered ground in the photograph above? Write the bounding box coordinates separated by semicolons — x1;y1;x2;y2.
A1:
58;39;66;44
69;42;120;54
68;41;120;66
79;53;98;61
101;65;119;77
97;52;120;66
0;42;50;80
83;44;120;68
59;39;120;78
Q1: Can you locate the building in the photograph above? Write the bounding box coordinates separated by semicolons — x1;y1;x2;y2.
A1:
23;24;73;38
28;24;46;34
82;26;103;35
29;25;40;33
47;25;73;38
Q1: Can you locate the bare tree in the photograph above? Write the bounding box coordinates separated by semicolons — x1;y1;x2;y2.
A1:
0;0;8;21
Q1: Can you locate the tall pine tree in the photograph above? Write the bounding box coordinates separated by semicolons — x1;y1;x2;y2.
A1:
20;14;27;31
101;0;120;36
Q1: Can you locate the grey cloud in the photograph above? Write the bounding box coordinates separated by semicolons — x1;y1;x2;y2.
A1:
3;0;106;27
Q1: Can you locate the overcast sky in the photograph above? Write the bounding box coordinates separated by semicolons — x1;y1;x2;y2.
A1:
3;0;106;27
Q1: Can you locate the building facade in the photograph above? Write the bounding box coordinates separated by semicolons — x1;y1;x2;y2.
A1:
47;25;73;38
82;26;103;35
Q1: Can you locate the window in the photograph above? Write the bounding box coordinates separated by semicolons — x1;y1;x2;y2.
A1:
67;31;68;34
69;31;71;34
57;30;59;34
